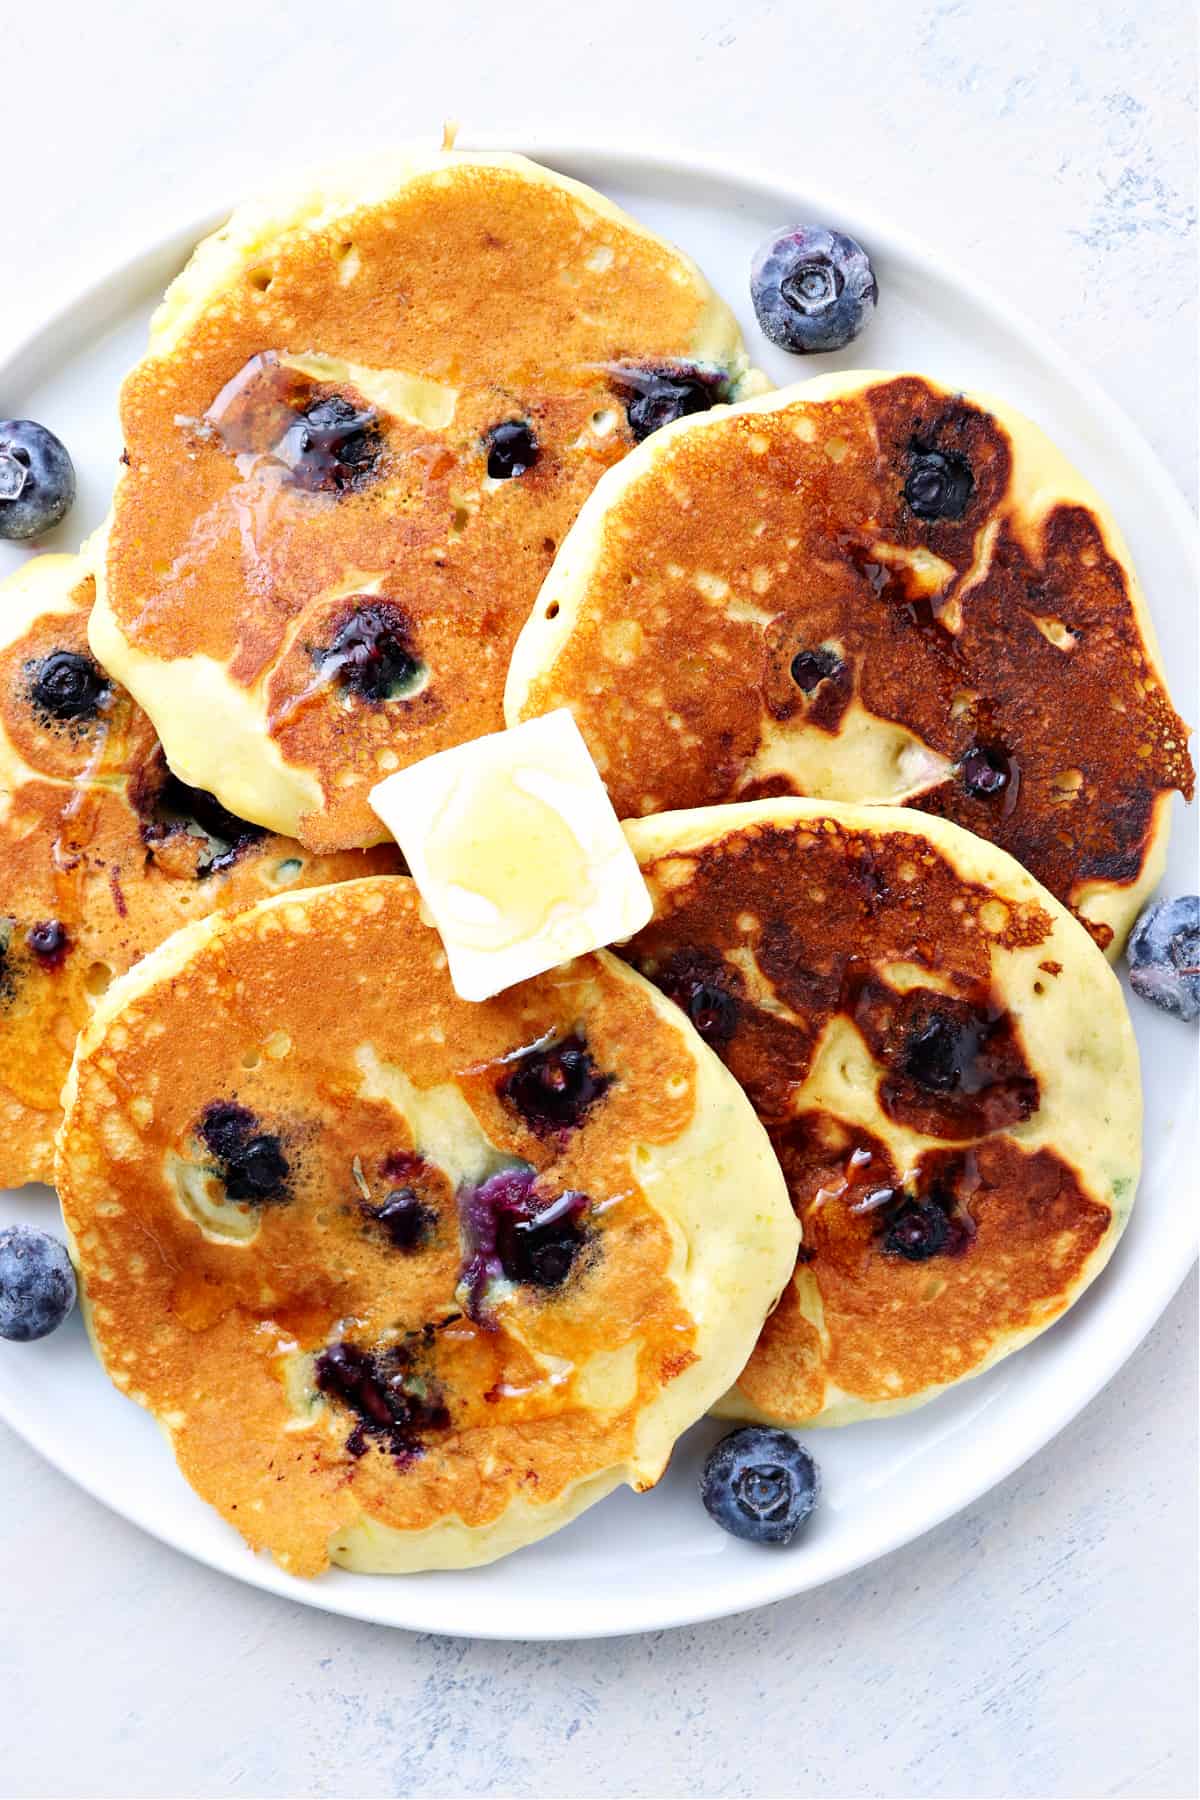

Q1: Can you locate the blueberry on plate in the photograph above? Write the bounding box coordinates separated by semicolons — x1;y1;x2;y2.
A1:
0;1225;77;1341
750;226;877;355
0;421;77;540
700;1425;819;1545
1126;895;1200;1022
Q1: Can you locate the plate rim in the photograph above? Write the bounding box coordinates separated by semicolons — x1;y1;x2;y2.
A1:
0;136;1195;1640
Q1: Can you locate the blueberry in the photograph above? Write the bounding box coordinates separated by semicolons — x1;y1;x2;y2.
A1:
30;651;108;721
0;421;76;540
881;1202;950;1261
498;1034;612;1135
27;920;69;969
903;446;975;522
608;363;725;441
655;961;740;1045
0;1225;77;1341
700;1426;819;1546
495;1188;588;1288
961;743;1011;799
1126;895;1200;1023
486;420;539;479
791;647;842;692
365;1188;432;1252
316;1339;450;1460
197;1102;290;1203
318;603;422;703
279;394;380;494
750;227;877;355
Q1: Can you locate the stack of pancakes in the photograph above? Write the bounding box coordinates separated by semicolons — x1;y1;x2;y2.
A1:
10;147;1189;1575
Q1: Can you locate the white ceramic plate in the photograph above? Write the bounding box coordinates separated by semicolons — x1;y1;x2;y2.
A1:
0;144;1195;1641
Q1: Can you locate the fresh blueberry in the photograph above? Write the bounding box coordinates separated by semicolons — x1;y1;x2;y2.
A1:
498;1034;612;1135
30;650;108;721
700;1426;820;1545
317;602;422;703
486;420;539;479
750;226;877;355
0;421;76;540
0;1225;77;1341
903;445;975;522
608;363;725;441
1126;895;1200;1023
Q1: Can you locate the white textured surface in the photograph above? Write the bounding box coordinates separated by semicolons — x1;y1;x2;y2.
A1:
1;1;1196;1795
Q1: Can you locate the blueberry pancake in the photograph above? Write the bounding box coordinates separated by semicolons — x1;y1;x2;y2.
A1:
90;147;764;853
0;554;399;1188
55;877;796;1574
508;372;1193;955
621;799;1140;1426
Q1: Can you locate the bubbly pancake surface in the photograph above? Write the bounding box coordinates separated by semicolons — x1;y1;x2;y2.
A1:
0;555;398;1187
509;372;1193;954
56;876;795;1574
622;800;1140;1425
93;148;761;852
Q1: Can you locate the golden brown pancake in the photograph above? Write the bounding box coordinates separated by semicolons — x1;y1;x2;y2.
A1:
90;148;762;853
55;876;796;1574
622;800;1140;1425
0;554;399;1187
508;371;1194;954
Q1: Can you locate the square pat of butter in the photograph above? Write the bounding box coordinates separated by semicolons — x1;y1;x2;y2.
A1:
369;710;653;1002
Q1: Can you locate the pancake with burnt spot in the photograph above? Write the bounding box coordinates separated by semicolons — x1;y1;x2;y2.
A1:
0;554;399;1187
89;147;764;853
55;875;796;1574
507;371;1193;955
621;799;1140;1425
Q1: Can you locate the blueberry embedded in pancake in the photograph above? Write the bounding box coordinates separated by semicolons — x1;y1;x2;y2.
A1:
0;554;402;1187
508;371;1194;956
622;799;1141;1426
55;876;796;1575
90;148;765;852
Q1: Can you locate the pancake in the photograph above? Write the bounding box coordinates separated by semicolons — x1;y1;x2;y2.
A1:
90;147;764;854
54;876;796;1574
0;553;399;1188
507;371;1194;955
621;799;1140;1426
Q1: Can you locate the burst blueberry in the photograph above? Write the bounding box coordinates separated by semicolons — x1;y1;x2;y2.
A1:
498;1034;612;1135
486;420;539;479
904;445;975;522
365;1188;433;1252
700;1426;820;1545
318;603;422;703
881;1201;950;1261
0;1225;77;1341
0;421;77;540
750;226;877;354
608;363;724;441
31;651;107;721
198;1101;290;1203
1126;895;1200;1022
